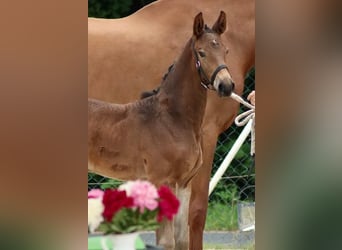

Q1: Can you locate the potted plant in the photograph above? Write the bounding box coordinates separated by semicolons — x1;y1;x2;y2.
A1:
88;180;179;250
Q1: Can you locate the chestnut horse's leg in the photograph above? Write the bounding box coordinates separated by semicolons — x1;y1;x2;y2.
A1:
188;129;220;250
174;185;191;250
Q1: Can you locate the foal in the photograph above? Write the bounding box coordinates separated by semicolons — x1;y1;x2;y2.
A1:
88;11;234;250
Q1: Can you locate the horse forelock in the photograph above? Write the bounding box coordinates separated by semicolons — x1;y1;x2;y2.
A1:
204;24;215;34
140;63;175;100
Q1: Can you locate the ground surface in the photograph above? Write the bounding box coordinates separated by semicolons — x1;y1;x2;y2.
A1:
140;231;255;249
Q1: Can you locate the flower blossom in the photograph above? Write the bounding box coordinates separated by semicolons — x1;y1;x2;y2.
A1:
157;185;180;222
88;198;104;233
120;180;159;213
102;189;134;222
88;189;104;199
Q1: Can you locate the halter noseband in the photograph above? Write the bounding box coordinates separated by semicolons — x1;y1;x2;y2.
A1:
192;39;228;90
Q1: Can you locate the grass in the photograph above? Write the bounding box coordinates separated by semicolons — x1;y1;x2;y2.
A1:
205;202;238;231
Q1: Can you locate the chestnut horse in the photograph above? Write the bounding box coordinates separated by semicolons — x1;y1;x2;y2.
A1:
88;0;255;249
88;12;234;250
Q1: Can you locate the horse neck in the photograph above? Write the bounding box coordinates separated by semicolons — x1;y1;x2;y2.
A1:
158;39;207;132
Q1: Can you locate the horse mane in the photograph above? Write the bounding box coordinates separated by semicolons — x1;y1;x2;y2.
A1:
140;87;160;99
140;63;174;99
140;27;215;100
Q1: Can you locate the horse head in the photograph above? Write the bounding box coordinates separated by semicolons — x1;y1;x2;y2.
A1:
192;11;235;96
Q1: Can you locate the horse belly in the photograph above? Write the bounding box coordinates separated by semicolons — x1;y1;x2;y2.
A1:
88;157;146;181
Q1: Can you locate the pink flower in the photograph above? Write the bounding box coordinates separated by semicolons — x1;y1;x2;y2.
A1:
120;180;159;213
88;189;104;199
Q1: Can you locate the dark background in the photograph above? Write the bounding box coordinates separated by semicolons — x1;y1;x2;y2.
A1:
89;0;156;18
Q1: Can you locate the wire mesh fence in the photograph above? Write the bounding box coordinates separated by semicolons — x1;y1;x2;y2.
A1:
209;68;255;204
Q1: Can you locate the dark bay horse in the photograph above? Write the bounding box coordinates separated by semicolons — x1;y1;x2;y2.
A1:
88;0;255;249
88;12;234;250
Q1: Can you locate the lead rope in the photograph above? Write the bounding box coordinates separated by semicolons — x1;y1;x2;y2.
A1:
230;92;255;156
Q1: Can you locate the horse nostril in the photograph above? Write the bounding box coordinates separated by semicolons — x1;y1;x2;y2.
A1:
231;82;235;91
218;83;225;93
218;82;232;96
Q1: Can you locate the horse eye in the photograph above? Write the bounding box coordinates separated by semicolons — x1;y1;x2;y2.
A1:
198;50;206;57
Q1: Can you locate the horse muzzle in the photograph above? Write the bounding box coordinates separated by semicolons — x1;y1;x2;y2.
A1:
218;81;235;97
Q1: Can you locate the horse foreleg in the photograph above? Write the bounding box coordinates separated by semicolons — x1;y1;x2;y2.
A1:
174;185;191;250
156;218;175;250
156;184;176;250
189;132;218;250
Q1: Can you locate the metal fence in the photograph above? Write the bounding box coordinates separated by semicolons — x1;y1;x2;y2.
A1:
88;68;255;205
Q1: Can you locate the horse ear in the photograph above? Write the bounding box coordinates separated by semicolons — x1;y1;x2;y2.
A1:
193;12;204;37
212;11;227;35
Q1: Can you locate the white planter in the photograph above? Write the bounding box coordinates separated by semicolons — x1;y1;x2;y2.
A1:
101;232;139;250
